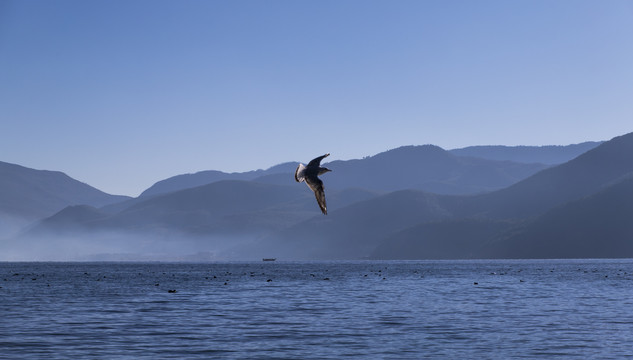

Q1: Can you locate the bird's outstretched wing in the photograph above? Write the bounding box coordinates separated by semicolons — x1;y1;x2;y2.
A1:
307;153;330;168
305;176;327;215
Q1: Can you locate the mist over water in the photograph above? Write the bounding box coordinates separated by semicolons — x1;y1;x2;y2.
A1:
0;213;32;240
1;221;344;261
0;232;262;262
2;260;633;359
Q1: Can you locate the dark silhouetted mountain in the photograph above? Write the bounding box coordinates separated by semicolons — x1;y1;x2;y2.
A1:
252;190;455;260
139;162;299;197
485;176;633;259
449;141;602;165
0;160;130;221
475;132;633;219
370;219;515;260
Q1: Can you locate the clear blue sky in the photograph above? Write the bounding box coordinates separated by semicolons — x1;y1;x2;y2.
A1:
1;1;632;196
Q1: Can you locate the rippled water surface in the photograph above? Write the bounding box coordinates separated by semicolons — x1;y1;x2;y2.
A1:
2;260;633;359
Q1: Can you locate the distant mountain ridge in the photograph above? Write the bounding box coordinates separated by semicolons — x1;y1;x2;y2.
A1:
139;162;299;197
323;145;548;194
0;161;129;221
449;141;602;164
140;142;601;198
141;145;551;197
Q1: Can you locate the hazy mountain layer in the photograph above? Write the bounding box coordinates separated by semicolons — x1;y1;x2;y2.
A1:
141;145;549;197
141;141;601;198
139;162;298;197
0;161;129;219
23;180;380;237
449;141;602;164
322;145;548;194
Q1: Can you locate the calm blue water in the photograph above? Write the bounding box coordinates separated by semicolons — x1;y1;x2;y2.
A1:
1;260;633;359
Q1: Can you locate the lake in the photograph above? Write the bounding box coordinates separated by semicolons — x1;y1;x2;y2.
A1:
1;260;632;359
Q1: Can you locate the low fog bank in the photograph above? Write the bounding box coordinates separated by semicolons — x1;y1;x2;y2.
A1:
0;229;281;262
0;213;33;240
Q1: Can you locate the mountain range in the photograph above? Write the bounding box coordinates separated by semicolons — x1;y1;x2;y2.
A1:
0;161;130;238
368;133;633;259
137;142;601;198
448;141;602;165
3;136;631;261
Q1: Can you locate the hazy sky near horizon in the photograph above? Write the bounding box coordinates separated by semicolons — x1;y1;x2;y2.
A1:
2;1;632;196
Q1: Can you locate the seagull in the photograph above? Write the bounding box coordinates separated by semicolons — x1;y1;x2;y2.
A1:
295;153;331;215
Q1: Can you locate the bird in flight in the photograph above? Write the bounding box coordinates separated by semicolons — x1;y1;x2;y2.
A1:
295;153;331;215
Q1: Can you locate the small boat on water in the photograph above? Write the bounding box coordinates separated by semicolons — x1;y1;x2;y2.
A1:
262;258;276;262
